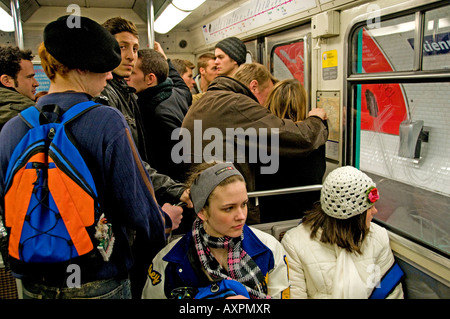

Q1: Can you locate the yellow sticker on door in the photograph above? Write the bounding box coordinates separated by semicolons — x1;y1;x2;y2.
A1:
322;50;338;68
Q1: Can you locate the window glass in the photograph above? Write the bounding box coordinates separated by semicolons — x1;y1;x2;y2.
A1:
351;15;416;73
423;5;450;70
353;82;450;255
271;40;305;85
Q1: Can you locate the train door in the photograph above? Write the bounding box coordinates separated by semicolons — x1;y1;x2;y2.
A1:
248;24;323;226
345;0;450;298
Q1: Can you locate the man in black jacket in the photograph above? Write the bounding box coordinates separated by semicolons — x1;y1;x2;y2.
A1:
94;16;190;299
95;17;189;206
126;43;192;183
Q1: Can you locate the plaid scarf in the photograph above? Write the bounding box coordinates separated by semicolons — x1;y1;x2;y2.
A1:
192;218;270;299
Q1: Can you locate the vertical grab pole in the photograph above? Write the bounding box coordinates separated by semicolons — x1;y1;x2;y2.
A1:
10;0;24;49
146;0;155;49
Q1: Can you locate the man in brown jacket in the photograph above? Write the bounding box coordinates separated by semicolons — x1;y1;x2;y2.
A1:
179;63;328;224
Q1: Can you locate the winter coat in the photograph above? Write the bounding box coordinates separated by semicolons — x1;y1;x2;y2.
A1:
0;92;166;284
95;74;148;162
181;76;328;193
137;59;192;182
181;76;328;223
142;225;290;299
0;87;35;132
281;222;404;299
95;74;185;204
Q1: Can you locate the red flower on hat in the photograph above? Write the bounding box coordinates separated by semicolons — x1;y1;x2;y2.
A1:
366;187;379;203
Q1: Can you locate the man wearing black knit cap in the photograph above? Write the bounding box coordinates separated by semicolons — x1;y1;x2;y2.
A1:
214;36;247;77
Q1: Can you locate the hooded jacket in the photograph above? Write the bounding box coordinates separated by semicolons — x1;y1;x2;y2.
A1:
0;87;35;132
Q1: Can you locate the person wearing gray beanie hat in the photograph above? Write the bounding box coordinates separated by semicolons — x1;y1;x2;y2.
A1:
141;161;290;299
215;37;247;76
189;162;245;214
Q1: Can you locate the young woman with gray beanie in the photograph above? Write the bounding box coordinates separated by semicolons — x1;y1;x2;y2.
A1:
142;162;290;299
281;166;404;299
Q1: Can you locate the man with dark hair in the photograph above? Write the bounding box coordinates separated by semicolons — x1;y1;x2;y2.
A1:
95;17;145;157
127;43;192;183
214;36;247;77
0;46;39;131
97;16;189;204
94;17;190;299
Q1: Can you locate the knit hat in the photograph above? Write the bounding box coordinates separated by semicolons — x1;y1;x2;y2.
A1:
43;15;121;73
190;163;244;213
321;166;379;219
215;37;247;66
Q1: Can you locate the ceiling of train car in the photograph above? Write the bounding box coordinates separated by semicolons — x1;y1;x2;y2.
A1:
0;0;234;31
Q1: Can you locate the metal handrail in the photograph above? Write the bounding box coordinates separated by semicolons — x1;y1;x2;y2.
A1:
247;184;322;198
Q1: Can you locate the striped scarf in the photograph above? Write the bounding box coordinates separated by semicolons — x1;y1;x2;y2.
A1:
192;218;269;299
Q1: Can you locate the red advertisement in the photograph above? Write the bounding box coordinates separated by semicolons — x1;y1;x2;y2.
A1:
359;28;408;135
274;42;305;86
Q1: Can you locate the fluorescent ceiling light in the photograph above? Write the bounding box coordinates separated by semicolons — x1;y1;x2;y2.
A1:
0;7;14;32
154;0;206;34
172;0;206;11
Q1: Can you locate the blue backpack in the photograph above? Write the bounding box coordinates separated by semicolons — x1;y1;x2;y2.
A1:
3;101;112;266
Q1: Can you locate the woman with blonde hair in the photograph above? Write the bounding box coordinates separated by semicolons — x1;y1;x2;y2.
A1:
257;78;327;222
264;78;307;122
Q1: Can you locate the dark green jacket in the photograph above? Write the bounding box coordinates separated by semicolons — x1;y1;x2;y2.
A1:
0;87;35;132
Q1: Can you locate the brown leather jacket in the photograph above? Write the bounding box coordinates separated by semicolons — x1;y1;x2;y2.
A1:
181;76;328;223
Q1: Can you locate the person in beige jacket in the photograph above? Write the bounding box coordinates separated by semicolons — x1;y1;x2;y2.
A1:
282;166;404;299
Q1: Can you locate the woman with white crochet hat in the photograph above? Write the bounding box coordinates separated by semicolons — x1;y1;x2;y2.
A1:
281;166;404;299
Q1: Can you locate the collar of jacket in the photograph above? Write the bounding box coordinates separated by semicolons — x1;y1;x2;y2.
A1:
163;224;270;265
110;73;136;94
137;77;173;107
0;86;35;110
207;76;259;103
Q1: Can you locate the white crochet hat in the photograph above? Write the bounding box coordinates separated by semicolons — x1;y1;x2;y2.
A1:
320;166;379;219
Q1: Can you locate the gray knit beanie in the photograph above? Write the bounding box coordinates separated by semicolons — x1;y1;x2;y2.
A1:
215;37;247;65
190;163;244;213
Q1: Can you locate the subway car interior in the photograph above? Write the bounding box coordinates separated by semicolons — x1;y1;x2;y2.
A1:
0;0;449;299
